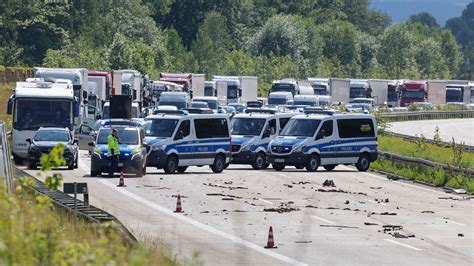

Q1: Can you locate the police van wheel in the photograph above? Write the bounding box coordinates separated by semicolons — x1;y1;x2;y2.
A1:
211;155;225;173
164;156;178;174
295;165;304;169
74;156;79;169
224;163;230;169
324;164;337;171
90;170;99;177
68;160;74;170
262;163;270;169
252;153;266;170
356;154;370;172
272;163;285;171
177;166;187;173
13;155;23;165
306;154;319;172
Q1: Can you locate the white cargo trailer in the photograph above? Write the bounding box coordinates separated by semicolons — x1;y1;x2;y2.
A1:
427;80;446;105
369;79;389;105
329;78;350;104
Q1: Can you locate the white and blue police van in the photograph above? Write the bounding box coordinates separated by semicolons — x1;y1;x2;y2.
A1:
267;110;378;172
230;109;297;169
143;110;231;174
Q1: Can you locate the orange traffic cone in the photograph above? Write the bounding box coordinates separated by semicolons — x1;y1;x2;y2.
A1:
117;171;126;187
174;194;183;213
265;226;277;248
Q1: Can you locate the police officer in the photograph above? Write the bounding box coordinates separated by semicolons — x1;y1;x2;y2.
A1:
108;128;120;177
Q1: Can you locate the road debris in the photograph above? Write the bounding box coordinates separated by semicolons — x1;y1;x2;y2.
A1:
283;184;293;188
421;210;434;213
320;225;359;229
364;222;378;226
370;186;382;189
323;179;336;187
293;181;311;185
344;200;350;204
377;212;397;215
206;193;242;199
295;240;312;244
203;182;248;190
264;202;300;213
222;198;234;201
458;233;464;237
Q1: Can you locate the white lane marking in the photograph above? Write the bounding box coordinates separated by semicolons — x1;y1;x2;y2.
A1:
338;165;455;197
99;179;307;266
435;217;466;226
384;239;422;251
258;198;274;205
311;215;335;224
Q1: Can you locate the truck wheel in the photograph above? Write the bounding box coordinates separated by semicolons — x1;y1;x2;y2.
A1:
306;154;319;172
177;166;188;173
251;152;266;170
323;164;337;171
272;163;285;171
211;155;225;173
356;153;370;171
164;156;178;174
13;155;23;165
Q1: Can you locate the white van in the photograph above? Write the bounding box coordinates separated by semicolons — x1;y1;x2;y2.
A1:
293;95;320;107
192;96;220;112
268;92;293;106
143;111;231;174
230;109;297;169
267;111;378;172
158;92;190;110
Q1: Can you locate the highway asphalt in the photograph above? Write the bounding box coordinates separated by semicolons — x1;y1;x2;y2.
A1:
19;150;473;265
389;118;474;146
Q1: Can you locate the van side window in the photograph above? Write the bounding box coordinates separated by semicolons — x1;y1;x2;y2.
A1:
279;118;290;132
194;118;229;139
268;119;276;135
337;119;375;138
317;120;333;140
178;120;190;138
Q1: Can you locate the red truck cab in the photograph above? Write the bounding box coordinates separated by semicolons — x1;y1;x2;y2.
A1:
399;81;427;107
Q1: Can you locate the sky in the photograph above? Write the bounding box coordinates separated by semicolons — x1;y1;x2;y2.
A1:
370;0;471;26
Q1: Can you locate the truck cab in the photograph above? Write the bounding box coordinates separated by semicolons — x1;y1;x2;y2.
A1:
400;81;427;107
308;78;330;96
230;109;296;169
268;92;293;106
350;81;371;101
7;79;79;163
158;92;190;110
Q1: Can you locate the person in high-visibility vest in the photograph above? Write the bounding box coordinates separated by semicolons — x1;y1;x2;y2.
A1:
108;128;120;177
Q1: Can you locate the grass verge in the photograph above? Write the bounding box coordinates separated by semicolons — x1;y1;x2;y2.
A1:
0;181;178;265
370;159;474;194
378;135;474;169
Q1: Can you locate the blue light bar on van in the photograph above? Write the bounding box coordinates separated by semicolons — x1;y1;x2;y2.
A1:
245;108;276;114
153;110;188;115
182;108;214;114
304;107;339;115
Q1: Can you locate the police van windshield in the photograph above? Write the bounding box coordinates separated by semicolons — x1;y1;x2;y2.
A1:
281;119;321;137
231;118;266;136
14;99;73;130
97;128;138;145
143;119;179;138
34;130;70;142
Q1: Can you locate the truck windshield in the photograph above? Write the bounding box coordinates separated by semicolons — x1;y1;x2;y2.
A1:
228;85;239;99
97;128;138;145
204;86;214;96
268;98;287;105
350;88;366;98
34;130;70;142
14;99;73;130
158;100;186;110
88;95;97;114
281;119;321;137
143;119;179;138
232;118;266;136
195;99;217;110
387;91;398;101
401;90;425;99
272;84;295;95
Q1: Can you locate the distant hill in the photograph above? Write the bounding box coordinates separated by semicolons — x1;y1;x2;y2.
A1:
370;0;470;26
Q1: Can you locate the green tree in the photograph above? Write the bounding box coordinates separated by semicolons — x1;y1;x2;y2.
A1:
435;30;463;77
459;43;474;80
408;12;439;29
107;33;154;75
415;39;448;79
378;24;416;78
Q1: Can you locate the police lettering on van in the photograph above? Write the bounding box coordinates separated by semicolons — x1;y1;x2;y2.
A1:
230;109;296;169
144;111;231;174
267;110;378;172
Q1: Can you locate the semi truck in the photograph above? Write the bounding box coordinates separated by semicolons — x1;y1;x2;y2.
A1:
119;69;142;101
271;79;313;96
427;80;446;105
399;80;427;107
7;79;79;163
159;73;205;97
211;76;258;104
387;81;399;107
33;67;88;126
349;80;371;101
329;78;350;104
445;80;470;103
88;71;112;108
307;78;330;95
368;80;388;106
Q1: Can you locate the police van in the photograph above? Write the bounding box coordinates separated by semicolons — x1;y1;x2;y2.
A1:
230;109;297;169
267;110;377;172
143;111;231;174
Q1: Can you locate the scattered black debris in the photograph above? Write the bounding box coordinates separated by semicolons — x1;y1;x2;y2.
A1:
392;232;415;238
203;182;248;190
295;240;312;244
343;208;351;210
222;198;234;201
171;195;188;198
344;200;350;204
224;181;233;185
364;222;378;226
264;202;300;213
323;179;336;187
320;225;359;229
387;174;400;180
200;211;210;214
358;192;368;196
458;233;464;237
318;188;348;193
206;193;242;199
384;198;389;203
421;210;434;213
284;184;293;188
377;212;397;216
305;205;319;209
370;186;382;189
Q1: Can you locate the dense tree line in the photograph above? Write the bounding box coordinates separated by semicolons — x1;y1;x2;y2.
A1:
0;0;472;94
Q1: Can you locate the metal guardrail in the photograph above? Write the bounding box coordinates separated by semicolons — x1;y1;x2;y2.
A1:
378;151;474;178
384;131;474;152
12;167;137;243
379;110;474;122
0;122;14;193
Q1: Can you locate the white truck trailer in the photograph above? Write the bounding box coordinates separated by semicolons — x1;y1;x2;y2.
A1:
369;79;389;106
329;78;350;104
212;76;258;104
7;79;78;163
427;80;446;105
